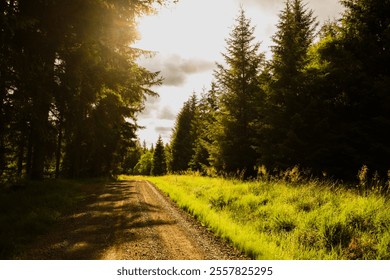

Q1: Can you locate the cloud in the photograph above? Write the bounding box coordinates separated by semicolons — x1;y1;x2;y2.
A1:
155;126;172;138
238;0;343;22
139;95;160;118
239;0;280;10
158;106;176;120
308;1;344;22
139;54;215;87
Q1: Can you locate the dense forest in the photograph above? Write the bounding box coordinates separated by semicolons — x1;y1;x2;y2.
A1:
0;0;180;182
1;0;389;183
142;0;390;182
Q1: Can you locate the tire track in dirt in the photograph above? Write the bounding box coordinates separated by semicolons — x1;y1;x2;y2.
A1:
137;181;204;259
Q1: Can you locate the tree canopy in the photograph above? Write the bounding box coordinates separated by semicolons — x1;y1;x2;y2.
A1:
170;94;198;172
151;136;167;176
0;0;174;182
168;0;390;181
211;8;265;178
2;0;389;183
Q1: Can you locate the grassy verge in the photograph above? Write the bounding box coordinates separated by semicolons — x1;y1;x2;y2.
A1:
0;178;109;259
124;175;390;260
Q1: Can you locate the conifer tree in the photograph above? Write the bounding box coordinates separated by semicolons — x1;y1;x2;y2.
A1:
260;0;317;170
0;0;175;181
212;8;265;177
151;136;166;176
170;94;198;172
314;0;390;177
190;84;218;172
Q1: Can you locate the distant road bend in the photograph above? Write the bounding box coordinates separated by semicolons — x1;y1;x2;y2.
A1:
21;180;247;260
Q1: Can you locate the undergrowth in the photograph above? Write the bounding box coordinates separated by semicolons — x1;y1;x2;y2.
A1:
129;175;390;260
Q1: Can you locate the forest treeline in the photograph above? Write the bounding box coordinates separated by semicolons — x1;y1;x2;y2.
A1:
0;0;178;182
136;0;390;181
1;0;389;183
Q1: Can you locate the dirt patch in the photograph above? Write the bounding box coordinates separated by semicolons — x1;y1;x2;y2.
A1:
17;180;248;260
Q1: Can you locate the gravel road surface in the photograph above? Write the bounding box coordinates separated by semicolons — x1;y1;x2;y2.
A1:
19;180;248;260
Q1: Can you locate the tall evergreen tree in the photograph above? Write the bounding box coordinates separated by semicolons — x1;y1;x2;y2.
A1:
0;1;18;179
190;84;218;172
212;8;265;177
315;0;390;178
170;94;198;172
259;0;318;170
0;0;175;181
151;136;166;176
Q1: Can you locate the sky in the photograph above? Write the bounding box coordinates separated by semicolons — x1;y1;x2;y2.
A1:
133;0;344;147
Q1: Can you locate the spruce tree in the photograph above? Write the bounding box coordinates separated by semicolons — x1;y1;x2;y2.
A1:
0;0;174;180
170;94;198;172
190;84;218;172
151;136;166;176
212;8;265;177
315;0;390;178
260;0;317;170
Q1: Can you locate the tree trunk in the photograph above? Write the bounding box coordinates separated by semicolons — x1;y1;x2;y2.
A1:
55;120;63;178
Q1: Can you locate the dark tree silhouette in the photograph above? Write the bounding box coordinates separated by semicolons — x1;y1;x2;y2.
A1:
151;136;167;176
211;8;265;177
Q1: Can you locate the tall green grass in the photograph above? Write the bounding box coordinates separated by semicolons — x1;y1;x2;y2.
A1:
0;179;96;259
134;175;390;260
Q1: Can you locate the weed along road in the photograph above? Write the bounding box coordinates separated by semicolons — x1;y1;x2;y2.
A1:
20;180;246;260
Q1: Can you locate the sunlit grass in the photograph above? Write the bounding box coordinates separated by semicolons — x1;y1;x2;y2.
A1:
123;174;390;260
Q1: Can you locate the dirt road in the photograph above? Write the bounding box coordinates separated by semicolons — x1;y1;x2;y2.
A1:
19;180;247;260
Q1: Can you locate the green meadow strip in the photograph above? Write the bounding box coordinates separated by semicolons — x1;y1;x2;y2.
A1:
139;175;390;260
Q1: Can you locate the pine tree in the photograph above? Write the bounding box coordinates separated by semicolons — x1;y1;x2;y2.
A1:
0;0;177;181
212;8;265;177
190;84;218;172
314;0;390;178
151;136;166;176
271;0;317;82
170;94;198;172
260;0;318;170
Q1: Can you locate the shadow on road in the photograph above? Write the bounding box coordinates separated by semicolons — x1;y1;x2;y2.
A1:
20;180;174;259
